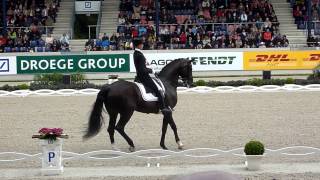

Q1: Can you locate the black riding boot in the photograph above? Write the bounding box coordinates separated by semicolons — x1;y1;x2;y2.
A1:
157;93;172;116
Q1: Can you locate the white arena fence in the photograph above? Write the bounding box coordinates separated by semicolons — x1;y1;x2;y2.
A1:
1;146;320;164
1;84;320;97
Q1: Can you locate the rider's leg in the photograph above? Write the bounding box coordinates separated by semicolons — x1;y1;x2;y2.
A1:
141;77;171;114
155;90;172;115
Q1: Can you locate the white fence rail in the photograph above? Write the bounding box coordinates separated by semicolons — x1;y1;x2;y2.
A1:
1;146;320;163
1;84;320;97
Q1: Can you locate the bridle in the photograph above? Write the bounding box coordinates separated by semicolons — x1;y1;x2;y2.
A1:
180;62;193;88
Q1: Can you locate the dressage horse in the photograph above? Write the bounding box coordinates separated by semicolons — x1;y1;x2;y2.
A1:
83;59;194;151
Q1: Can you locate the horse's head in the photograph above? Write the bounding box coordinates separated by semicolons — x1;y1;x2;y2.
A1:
177;59;194;88
159;58;194;88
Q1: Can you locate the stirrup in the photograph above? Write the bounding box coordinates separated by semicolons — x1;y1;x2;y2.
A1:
161;108;172;115
168;106;174;112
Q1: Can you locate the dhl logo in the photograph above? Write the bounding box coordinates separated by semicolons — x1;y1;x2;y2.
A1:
251;54;292;62
303;54;320;61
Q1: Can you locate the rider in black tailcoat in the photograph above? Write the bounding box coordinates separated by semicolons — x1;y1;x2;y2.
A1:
133;38;171;115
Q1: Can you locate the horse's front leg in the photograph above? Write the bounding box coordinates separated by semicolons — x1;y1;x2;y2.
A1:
160;117;169;150
166;113;184;150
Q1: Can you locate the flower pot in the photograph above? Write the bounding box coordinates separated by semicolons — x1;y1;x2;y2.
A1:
245;155;264;171
40;138;63;175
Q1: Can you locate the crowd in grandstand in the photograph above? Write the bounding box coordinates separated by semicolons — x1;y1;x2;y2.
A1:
1;0;320;53
292;0;320;28
0;0;70;53
85;0;291;51
291;0;320;46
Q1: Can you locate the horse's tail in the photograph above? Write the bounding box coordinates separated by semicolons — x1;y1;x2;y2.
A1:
83;87;109;140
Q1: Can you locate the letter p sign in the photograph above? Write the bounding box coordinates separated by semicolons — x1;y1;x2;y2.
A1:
48;152;55;162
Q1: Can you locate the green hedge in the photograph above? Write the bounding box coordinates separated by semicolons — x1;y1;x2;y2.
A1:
0;73;101;91
1;77;320;91
195;78;320;87
0;84;30;91
34;73;86;85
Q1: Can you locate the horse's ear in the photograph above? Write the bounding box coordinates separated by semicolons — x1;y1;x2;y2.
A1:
188;59;196;64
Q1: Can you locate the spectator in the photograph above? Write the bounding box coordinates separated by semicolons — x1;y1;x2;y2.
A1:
110;33;118;50
45;33;54;46
263;29;272;46
52;39;61;52
259;42;266;48
101;33;109;41
85;39;94;51
60;33;70;46
240;11;248;22
8;28;17;40
0;35;7;52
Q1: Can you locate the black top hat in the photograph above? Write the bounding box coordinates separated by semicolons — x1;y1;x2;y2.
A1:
133;38;143;47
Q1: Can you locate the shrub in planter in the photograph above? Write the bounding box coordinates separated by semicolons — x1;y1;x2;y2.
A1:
0;84;15;91
206;80;226;87
17;84;30;90
71;73;86;83
29;81;102;90
0;84;30;91
244;140;265;155
246;78;264;86
244;140;265;171
225;80;246;87
285;78;295;84
195;80;206;86
34;73;64;85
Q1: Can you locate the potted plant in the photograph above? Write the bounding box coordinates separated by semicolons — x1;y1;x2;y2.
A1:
244;140;265;171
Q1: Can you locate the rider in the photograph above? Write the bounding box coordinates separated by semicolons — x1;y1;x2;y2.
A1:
133;38;172;115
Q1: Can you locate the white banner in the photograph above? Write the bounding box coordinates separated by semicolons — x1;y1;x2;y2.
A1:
130;52;243;72
75;1;101;12
0;56;17;75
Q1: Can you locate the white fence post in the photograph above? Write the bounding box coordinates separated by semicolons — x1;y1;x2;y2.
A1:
40;139;63;175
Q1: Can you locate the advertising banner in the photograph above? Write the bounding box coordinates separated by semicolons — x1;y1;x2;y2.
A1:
0;56;17;75
17;54;130;74
243;50;320;70
130;52;243;72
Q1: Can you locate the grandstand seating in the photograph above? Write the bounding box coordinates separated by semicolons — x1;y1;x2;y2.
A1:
2;0;319;53
289;0;320;47
86;0;290;51
0;0;66;53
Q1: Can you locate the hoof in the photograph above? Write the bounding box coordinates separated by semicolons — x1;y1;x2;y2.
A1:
111;143;120;151
177;141;184;150
129;146;135;152
160;144;168;150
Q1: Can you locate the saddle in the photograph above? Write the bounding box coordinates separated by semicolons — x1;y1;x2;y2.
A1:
134;76;165;102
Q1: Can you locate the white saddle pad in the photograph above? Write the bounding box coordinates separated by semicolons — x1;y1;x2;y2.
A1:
134;78;165;102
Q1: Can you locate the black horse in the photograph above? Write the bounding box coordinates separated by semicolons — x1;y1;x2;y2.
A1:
83;59;194;151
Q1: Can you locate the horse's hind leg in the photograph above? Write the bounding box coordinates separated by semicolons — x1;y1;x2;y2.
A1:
115;110;135;152
107;110;118;149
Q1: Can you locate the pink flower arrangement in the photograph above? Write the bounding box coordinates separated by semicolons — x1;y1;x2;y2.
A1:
39;128;63;136
37;128;64;140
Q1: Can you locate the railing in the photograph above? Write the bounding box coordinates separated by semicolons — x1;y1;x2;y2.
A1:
88;21;281;37
0;26;74;39
1;85;320;97
95;0;103;39
1;146;320;167
70;0;76;39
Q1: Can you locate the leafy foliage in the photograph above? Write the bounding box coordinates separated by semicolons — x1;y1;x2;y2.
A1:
244;140;265;155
